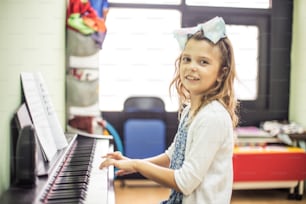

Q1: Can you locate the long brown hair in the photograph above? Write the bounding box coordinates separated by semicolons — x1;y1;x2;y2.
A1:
169;31;239;127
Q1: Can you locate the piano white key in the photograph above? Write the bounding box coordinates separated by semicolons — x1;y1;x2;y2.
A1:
85;139;112;204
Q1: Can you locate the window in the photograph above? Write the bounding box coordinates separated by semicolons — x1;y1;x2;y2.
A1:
99;0;271;112
109;0;180;5
99;8;181;111
186;0;270;9
227;25;259;100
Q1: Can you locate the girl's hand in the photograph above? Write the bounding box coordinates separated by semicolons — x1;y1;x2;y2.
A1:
102;151;128;160
100;158;137;176
99;151;136;176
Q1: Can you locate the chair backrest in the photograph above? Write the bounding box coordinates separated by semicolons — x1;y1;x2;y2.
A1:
123;96;166;159
123;96;165;113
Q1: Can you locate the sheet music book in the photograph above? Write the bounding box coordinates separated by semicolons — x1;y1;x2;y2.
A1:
21;72;68;162
235;126;272;138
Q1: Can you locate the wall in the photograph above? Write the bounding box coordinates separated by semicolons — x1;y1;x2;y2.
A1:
0;1;66;196
290;0;306;127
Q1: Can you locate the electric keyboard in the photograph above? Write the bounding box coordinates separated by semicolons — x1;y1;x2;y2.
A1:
0;134;115;204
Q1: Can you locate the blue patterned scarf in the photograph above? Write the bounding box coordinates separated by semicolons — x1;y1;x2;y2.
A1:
161;111;189;204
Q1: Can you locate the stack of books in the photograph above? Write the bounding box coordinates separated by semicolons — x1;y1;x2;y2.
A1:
235;126;280;146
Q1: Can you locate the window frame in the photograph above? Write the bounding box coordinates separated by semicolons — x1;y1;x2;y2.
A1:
104;0;292;126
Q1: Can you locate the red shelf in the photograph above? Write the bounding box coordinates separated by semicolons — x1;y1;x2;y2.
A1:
233;147;306;181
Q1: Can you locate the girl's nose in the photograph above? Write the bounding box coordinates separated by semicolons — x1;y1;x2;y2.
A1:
187;62;197;71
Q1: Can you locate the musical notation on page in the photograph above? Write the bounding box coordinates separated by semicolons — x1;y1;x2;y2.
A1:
21;72;68;162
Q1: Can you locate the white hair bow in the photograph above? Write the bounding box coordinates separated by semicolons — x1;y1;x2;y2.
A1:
173;16;227;50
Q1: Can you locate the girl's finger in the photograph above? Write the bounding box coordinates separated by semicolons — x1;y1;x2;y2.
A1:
99;158;114;169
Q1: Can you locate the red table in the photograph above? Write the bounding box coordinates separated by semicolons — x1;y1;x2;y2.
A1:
233;146;306;200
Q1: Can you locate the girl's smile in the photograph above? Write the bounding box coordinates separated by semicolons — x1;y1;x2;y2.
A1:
185;74;200;81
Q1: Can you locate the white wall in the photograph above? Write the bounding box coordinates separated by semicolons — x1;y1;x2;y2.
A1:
290;0;306;128
0;0;66;196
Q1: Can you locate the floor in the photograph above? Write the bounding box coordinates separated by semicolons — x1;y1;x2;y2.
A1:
114;180;306;204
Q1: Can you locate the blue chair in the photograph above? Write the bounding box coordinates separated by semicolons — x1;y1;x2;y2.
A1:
120;97;166;181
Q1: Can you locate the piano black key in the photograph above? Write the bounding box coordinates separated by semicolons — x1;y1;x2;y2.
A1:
52;183;87;191
56;176;89;185
64;161;92;167
59;170;89;177
68;156;92;161
45;199;84;204
68;150;92;158
48;189;85;197
71;148;93;153
67;157;90;162
47;191;86;201
70;149;92;154
62;165;91;172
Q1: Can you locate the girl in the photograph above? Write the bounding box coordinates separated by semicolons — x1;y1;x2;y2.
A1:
100;16;239;204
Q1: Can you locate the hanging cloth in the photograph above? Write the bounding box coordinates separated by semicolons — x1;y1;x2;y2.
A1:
67;0;107;34
89;0;109;18
66;0;109;56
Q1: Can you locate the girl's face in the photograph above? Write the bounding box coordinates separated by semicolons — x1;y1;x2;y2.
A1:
179;38;222;98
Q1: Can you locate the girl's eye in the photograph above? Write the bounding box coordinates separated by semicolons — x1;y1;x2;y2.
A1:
182;56;191;63
200;60;208;65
